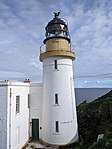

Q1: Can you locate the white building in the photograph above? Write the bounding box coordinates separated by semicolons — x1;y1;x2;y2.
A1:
0;81;30;149
0;12;78;149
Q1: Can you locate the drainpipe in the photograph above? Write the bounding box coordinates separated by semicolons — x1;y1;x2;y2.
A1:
9;88;12;149
28;94;30;139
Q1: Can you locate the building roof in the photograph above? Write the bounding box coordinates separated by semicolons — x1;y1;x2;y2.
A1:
0;80;30;86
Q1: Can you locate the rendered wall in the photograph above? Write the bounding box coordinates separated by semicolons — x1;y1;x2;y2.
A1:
29;83;43;139
7;83;29;149
0;86;8;149
42;57;78;145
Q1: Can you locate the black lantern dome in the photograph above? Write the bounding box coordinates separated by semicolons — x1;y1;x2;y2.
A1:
44;12;70;43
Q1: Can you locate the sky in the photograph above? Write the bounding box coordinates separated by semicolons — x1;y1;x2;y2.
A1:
0;0;112;87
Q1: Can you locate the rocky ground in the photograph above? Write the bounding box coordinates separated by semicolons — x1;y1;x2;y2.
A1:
24;141;58;149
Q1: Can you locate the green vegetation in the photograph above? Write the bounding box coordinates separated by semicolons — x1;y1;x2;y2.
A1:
88;132;112;149
59;90;112;149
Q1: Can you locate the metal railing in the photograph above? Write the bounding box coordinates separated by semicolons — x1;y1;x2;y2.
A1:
40;43;75;54
40;44;45;54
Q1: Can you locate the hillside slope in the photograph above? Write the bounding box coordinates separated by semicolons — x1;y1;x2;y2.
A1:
77;90;112;148
59;90;112;149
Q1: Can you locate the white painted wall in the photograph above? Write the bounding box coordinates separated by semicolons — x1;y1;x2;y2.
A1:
0;81;43;149
42;57;78;145
0;85;8;149
7;82;29;149
29;83;43;139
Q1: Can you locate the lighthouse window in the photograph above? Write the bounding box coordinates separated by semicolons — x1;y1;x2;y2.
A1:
54;60;57;69
55;121;59;132
16;96;20;114
55;94;58;104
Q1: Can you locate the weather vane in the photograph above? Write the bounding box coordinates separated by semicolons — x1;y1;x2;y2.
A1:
54;11;60;18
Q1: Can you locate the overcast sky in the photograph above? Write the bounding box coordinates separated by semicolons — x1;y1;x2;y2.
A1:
0;0;112;87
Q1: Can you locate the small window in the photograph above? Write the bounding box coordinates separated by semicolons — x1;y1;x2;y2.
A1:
56;121;59;132
54;60;57;69
55;94;58;104
28;94;30;108
16;96;20;114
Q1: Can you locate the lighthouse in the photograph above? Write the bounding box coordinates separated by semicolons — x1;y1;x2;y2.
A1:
40;12;78;145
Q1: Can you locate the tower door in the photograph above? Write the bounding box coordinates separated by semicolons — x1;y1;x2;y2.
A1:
32;119;39;140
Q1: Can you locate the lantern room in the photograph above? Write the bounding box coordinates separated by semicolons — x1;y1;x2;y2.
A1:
44;12;70;44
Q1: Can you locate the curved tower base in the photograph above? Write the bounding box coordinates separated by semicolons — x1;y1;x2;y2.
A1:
42;57;78;145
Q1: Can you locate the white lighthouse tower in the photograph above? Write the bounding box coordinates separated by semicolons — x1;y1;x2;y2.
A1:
40;12;78;145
